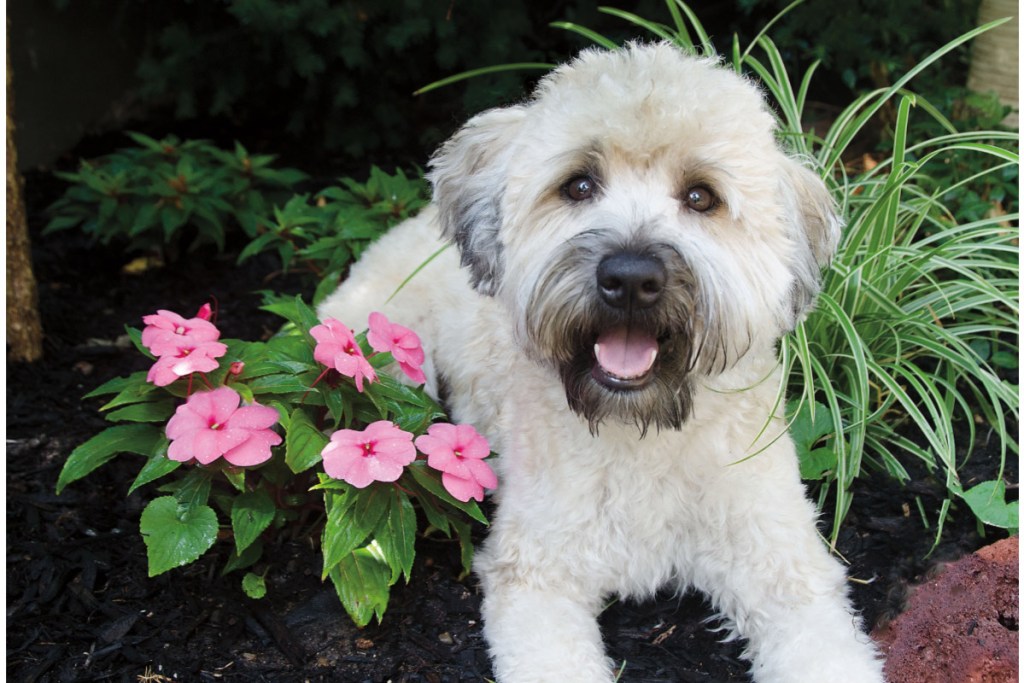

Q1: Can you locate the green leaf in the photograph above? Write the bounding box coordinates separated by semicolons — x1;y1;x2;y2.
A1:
139;496;219;577
406;462;487;524
259;295;320;332
128;449;181;495
248;373;311;395
223;538;263;574
787;400;838;481
959;480;1019;530
57;424;166;494
97;379;162;412
222;467;246;492
242;572;267;599
327;548;391;627
451;518;475;577
231;489;277;555
285;408;328;473
321;485;392;578
106;399;177;423
172;468;214;508
376;489;417;584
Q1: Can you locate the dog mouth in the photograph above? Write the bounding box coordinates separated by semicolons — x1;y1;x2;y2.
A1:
591;326;660;390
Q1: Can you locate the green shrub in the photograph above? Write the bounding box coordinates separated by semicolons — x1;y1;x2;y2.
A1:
237;166;430;303
44;133;308;254
120;0;599;159
734;0;981;93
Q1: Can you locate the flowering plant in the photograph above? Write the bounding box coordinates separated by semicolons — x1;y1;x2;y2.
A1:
56;296;496;626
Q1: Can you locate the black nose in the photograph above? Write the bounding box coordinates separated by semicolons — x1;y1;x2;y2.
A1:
596;252;667;309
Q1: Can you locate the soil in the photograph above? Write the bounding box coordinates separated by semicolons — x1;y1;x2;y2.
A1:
7;168;1018;683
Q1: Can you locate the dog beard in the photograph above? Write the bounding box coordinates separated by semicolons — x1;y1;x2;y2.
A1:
523;230;733;434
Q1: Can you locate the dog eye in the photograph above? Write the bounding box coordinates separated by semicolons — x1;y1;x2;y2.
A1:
683;185;716;212
564;176;596;202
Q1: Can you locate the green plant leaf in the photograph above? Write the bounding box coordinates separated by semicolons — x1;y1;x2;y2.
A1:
223;538;263;575
242;572;267;599
327;548;391;627
95;376;161;411
376;489;417;584
128;449;181;495
231;489;277;555
788;400;838;480
57;424;166;494
285;408;328;473
222;467;247;492
248;373;311;395
169;468;214;509
321;485;393;579
406;462;487;524
959;480;1018;530
139;496;219;577
105;399;177;423
451;518;475;577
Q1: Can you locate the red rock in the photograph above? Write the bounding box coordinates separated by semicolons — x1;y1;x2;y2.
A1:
872;536;1018;683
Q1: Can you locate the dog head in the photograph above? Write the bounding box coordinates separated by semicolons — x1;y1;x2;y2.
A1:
429;43;840;432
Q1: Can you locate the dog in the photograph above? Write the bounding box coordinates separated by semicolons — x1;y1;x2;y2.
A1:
319;42;884;683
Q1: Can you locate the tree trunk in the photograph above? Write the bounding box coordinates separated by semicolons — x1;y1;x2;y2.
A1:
967;0;1019;127
7;38;44;362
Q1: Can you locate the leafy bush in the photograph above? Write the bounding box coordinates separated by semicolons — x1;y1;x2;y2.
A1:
115;0;604;159
56;297;495;626
563;2;1019;542
44;133;307;254
734;0;981;93
238;166;430;303
44;135;431;300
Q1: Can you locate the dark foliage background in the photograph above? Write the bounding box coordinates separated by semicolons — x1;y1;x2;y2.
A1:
33;0;981;167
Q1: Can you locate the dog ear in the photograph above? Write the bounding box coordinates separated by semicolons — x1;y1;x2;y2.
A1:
780;157;842;328
428;106;527;296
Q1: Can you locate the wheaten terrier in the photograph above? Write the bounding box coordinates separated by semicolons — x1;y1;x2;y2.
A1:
319;42;884;683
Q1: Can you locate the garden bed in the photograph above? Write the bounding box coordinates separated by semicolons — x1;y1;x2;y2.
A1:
7;168;1015;682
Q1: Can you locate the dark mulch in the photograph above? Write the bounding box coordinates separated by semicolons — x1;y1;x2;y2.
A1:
7;169;1015;683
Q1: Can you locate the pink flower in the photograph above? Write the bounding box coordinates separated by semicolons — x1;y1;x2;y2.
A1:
142;306;220;357
321;420;416;488
415;423;496;502
165;387;282;466
146;340;228;386
310;318;377;392
366;312;427;384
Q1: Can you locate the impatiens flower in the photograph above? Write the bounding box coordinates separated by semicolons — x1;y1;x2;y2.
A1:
165;387;282;466
321;420;416;488
310;318;377;392
146;339;228;386
415;423;496;502
366;311;427;384
142;306;220;357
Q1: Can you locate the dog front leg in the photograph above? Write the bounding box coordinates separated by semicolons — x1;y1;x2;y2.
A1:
690;502;885;683
477;559;616;682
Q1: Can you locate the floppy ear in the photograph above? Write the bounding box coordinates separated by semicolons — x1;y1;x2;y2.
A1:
428;106;527;296
779;157;843;328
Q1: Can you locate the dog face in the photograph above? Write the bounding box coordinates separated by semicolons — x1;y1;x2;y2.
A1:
429;43;840;431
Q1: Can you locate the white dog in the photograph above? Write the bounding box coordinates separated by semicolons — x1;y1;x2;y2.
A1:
319;43;884;683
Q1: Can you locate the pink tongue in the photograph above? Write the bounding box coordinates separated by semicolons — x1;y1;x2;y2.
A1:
594;327;658;379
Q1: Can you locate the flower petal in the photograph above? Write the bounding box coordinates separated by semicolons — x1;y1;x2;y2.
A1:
227;404;280;431
442;472;484;502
